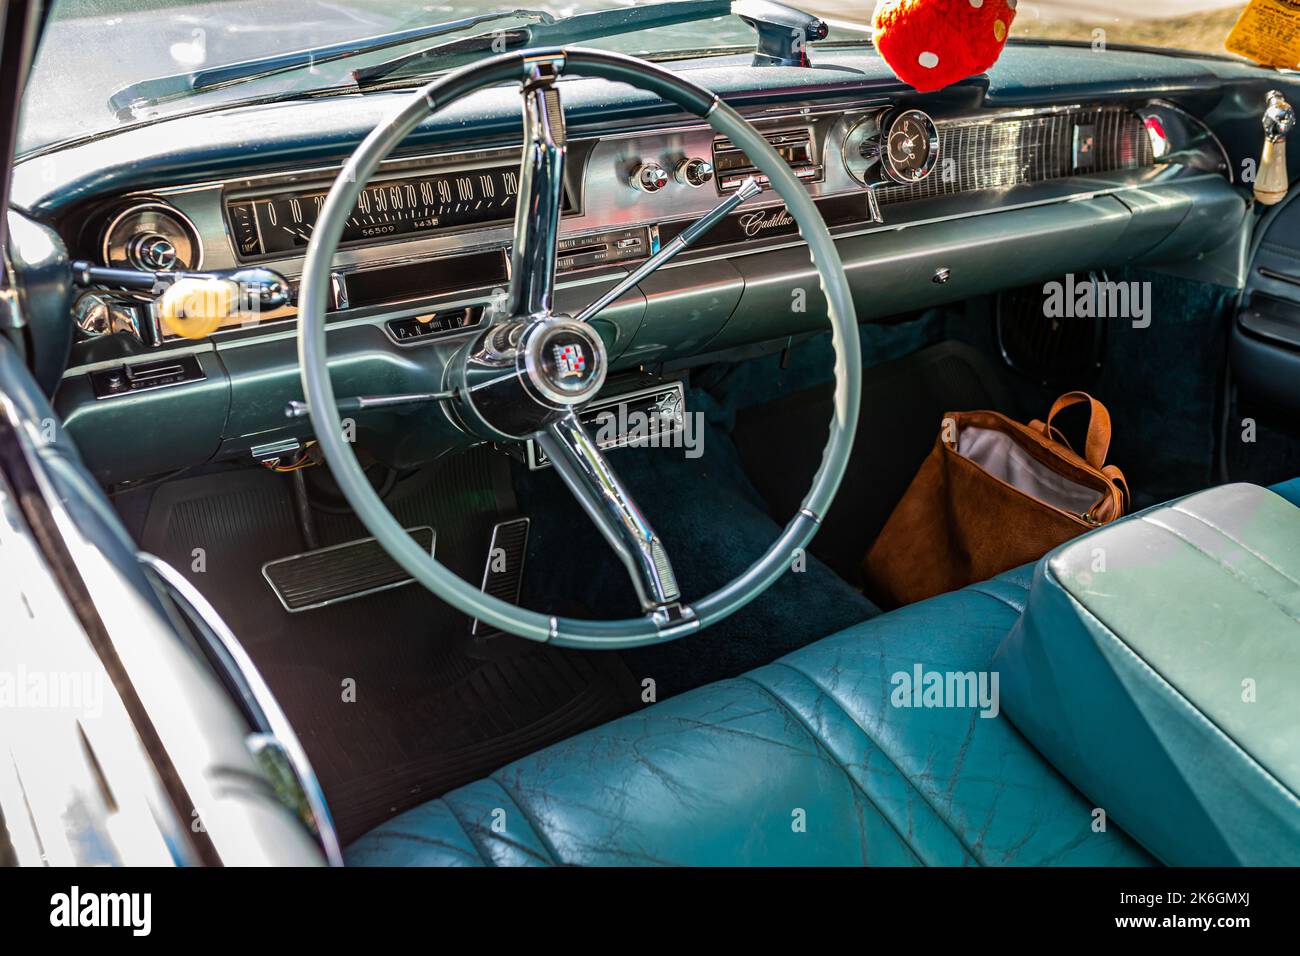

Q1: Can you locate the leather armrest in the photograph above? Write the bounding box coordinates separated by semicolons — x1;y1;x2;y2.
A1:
993;483;1300;865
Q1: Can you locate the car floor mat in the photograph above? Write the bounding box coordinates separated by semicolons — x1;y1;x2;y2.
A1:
131;447;641;846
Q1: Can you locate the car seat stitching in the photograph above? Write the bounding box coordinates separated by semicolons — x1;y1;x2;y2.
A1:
1169;503;1300;590
486;773;566;865
761;663;984;866
357;828;483;863
458;781;559;867
439;785;556;868
965;583;1027;614
429;798;490;866
737;674;929;866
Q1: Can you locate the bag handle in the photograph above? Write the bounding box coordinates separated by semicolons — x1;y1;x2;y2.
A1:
1030;391;1113;469
1103;464;1131;512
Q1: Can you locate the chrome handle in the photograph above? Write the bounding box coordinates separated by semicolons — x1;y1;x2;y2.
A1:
72;261;292;310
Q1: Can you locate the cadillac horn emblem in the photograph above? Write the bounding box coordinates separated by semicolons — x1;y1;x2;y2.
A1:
552;342;587;378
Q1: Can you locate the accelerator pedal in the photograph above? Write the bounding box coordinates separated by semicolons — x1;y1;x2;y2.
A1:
262;526;435;613
471;518;530;639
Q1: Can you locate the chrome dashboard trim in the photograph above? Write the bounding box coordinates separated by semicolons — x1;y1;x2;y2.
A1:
60;99;1225;377
115;103;874;278
61;166;1223;378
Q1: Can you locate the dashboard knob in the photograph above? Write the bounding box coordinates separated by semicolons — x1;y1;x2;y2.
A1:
675;158;714;188
630;162;669;193
129;233;178;271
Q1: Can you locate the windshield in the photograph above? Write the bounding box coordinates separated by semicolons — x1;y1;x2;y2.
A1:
21;1;1252;156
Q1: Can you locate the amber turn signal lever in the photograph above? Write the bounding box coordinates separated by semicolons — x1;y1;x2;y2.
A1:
71;261;292;340
1255;90;1295;206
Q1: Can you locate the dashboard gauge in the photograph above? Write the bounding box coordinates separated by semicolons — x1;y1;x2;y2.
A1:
881;109;939;184
228;164;572;258
101;201;202;272
840;112;884;186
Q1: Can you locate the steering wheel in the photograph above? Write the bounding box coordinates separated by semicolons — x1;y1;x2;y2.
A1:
297;48;860;648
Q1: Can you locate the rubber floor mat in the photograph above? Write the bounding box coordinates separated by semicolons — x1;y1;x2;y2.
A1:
131;448;641;845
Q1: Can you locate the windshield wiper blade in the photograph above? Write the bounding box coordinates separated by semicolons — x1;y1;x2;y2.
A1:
107;9;556;115
353;0;734;86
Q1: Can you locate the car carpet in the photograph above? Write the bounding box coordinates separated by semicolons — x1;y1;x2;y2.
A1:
949;266;1239;508
128;450;643;846
512;411;882;702
511;335;1010;699
728;338;1019;588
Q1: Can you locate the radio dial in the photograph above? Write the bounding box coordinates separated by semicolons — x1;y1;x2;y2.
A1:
630;162;670;193
675;158;714;188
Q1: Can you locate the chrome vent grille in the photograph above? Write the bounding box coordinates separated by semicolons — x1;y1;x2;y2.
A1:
875;107;1154;205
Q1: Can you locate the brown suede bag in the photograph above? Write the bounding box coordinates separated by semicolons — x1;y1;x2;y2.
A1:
863;391;1130;608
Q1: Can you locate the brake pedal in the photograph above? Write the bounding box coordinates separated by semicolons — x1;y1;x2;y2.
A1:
471;518;530;639
262;526;435;612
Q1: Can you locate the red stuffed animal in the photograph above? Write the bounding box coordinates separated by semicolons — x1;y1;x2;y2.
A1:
872;0;1018;93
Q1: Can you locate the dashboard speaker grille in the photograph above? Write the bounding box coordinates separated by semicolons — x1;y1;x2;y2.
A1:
876;107;1153;206
997;277;1107;387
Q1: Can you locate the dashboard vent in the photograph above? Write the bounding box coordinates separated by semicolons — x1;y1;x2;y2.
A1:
876;107;1153;206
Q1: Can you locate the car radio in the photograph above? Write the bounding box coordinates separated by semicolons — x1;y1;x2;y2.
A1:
712;127;822;191
523;379;687;469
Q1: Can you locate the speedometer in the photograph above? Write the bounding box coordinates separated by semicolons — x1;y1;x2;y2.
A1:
227;165;571;258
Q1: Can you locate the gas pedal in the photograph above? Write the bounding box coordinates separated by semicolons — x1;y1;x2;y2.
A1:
262;526;435;612
471;518;530;639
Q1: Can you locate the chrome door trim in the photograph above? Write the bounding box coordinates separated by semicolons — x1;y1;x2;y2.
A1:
141;553;344;866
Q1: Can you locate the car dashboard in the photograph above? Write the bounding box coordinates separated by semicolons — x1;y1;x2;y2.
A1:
6;44;1256;485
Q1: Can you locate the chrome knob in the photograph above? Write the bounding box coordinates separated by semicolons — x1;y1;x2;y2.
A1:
630;162;669;193
73;292;112;336
1264;90;1295;142
675;157;715;188
128;233;178;271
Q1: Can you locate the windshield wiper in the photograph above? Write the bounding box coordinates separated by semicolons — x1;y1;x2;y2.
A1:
107;9;556;115
353;0;734;86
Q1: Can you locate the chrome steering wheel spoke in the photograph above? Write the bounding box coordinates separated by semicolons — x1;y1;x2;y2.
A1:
535;411;683;614
575;176;762;324
506;55;568;321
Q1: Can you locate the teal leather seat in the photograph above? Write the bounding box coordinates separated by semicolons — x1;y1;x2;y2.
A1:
995;483;1300;865
1271;475;1300;509
347;565;1149;866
